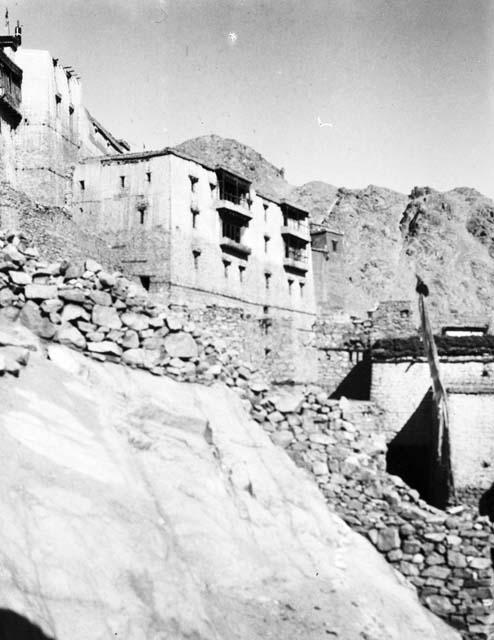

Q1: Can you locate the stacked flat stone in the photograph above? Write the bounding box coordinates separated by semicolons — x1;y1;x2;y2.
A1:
250;386;494;640
0;230;261;385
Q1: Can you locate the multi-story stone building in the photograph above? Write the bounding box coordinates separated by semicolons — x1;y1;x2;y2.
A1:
0;25;128;207
0;30;320;325
72;148;317;326
10;47;128;206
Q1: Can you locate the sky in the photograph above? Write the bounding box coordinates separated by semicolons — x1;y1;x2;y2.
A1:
8;0;494;196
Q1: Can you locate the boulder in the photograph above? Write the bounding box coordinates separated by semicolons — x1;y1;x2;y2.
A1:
121;330;139;349
25;284;58;300
9;270;31;285
63;264;83;280
89;290;112;306
40;298;63;314
270;390;304;414
270;431;293;448
0;287;14;307
122;348;146;367
98;271;117;288
92;305;122;330
424;595;455;617
164;332;198;359
59;289;87;304
166;316;182;332
61;304;90;324
56;324;86;350
87;341;122;357
312;461;329;475
376;527;400;552
85;259;102;273
121;311;149;331
19;301;57;339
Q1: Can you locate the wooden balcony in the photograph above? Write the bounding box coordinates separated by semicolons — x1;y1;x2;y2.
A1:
220;237;251;258
281;224;309;243
215;198;252;222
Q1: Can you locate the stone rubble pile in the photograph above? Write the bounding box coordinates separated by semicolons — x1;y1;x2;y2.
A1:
0;231;266;387
1;230;493;639
250;387;494;640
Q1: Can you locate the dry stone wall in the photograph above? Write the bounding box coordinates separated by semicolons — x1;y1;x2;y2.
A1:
250;389;494;640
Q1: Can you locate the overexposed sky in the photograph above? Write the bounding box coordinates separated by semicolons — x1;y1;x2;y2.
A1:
9;0;494;196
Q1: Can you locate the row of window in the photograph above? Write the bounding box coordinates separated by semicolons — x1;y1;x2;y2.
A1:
191;251;305;296
78;171;152;192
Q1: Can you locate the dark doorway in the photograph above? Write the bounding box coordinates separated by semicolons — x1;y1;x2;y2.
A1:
0;609;55;639
139;275;150;291
386;389;451;508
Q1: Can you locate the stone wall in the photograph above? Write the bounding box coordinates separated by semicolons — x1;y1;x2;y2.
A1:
249;389;494;640
371;299;416;339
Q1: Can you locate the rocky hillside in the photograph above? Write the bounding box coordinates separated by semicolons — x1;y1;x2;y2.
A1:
175;136;494;327
174;134;293;201
0;181;122;270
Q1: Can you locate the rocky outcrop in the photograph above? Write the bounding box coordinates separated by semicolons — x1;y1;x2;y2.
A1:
0;335;459;639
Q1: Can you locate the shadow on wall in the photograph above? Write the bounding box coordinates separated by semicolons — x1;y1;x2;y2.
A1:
386;389;451;509
330;353;372;400
0;610;55;640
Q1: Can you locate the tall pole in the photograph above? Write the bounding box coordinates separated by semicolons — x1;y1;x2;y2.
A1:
416;275;455;502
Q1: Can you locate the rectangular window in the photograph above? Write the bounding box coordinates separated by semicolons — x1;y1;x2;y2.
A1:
299;282;305;297
264;235;269;253
222;218;242;244
217;171;250;207
79;180;85;191
284;242;306;263
120;176;126;188
55;93;61;117
223;260;230;278
193;250;200;270
139;209;146;225
332;239;339;252
239;265;245;283
288;279;293;295
263;203;268;222
264;273;271;290
146;171;152;183
69;104;74;130
189;175;198;192
192;209;198;229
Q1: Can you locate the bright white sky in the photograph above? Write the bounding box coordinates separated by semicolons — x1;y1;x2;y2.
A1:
9;0;494;197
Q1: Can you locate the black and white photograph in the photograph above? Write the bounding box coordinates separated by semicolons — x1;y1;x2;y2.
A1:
0;1;491;638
